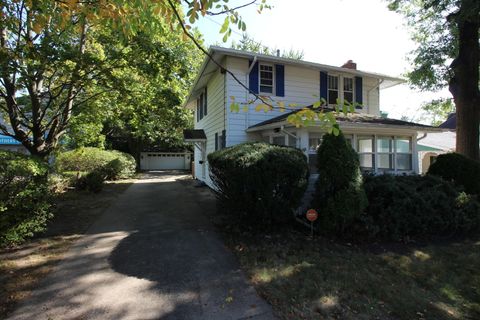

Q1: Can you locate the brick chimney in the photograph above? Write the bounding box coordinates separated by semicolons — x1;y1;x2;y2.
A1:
341;60;357;70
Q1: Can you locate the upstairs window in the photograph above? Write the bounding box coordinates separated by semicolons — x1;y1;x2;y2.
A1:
328;75;339;105
344;77;354;104
196;88;207;122
259;64;274;94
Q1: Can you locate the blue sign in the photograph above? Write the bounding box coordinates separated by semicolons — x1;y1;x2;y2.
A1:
0;134;21;145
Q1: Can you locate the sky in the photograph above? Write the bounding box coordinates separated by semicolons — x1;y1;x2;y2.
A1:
192;0;451;123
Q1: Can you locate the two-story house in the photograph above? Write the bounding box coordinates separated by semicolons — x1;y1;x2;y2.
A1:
184;46;440;187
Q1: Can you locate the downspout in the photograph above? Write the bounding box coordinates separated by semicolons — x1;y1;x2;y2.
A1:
417;132;427;141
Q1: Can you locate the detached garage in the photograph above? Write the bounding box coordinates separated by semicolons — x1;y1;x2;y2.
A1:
140;152;192;170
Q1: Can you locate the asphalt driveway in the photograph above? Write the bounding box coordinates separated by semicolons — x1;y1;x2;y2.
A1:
7;172;275;320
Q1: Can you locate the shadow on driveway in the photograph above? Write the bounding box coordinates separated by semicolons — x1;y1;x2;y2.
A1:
7;172;275;320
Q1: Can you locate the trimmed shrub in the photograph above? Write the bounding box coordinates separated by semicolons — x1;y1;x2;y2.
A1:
208;142;308;226
56;147;135;180
360;174;480;241
311;130;368;235
0;151;52;247
427;152;480;195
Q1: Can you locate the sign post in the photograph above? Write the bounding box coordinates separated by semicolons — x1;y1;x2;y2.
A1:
306;209;318;238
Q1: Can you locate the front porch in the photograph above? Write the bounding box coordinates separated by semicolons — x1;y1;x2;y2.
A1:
246;112;444;175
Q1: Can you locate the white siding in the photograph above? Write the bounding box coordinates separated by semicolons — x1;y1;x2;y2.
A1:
363;77;380;115
194;68;226;186
225;56;382;146
226;56;321;146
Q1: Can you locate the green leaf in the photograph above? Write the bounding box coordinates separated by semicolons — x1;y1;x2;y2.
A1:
219;17;229;34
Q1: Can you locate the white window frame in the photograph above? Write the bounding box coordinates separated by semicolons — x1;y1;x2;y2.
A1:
357;135;375;171
327;74;339;105
376;136;394;172
343;77;355;105
259;63;275;95
394;136;413;172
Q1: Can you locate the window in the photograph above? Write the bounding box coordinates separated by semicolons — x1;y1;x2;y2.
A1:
328;75;339;105
272;135;286;146
259;64;274;94
196;88;207;122
344;77;354;104
287;135;297;147
395;137;412;170
357;136;374;170
377;136;394;171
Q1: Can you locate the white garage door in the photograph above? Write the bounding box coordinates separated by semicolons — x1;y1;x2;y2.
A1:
141;153;190;170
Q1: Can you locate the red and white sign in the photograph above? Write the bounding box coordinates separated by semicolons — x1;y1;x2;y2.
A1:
306;209;318;222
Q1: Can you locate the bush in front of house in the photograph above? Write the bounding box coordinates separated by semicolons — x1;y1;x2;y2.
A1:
55;147;136;180
427;152;480;195
311;130;368;236
0;151;52;247
359;174;480;241
208;142;308;226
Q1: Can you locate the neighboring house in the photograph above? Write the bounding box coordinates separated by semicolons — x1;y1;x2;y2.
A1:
0;134;27;153
184;46;441;187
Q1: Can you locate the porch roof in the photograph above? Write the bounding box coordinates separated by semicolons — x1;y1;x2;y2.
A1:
246;108;444;133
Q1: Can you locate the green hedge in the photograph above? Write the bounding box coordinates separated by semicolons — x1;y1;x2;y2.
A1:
311;130;368;235
208;142;308;226
56;147;136;180
359;174;480;241
427;152;480;195
0;151;52;247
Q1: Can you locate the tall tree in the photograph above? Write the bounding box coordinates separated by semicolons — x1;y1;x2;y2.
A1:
0;0;265;158
388;0;480;160
231;33;304;60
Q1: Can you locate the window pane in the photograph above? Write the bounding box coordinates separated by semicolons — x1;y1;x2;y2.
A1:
378;154;393;169
358;137;373;153
272;136;285;146
328;90;338;105
377;137;392;152
344;92;353;104
328;75;338;89
396;138;411;153
260;85;273;93
344;78;353;91
396;154;412;170
359;154;373;168
288;136;297;147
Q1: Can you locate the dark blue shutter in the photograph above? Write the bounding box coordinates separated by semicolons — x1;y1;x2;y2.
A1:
275;64;285;97
320;71;328;103
355;76;363;108
215;132;218;151
222;129;226;148
249;61;259;94
204;87;207;116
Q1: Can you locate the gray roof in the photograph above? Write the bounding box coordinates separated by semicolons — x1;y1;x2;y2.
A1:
248;107;437;131
439;113;456;129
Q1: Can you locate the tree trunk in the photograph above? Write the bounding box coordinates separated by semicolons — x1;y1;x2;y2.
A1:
449;0;480;160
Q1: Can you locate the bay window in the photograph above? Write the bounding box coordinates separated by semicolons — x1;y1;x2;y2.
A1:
395;137;412;170
357;136;374;170
377;136;394;171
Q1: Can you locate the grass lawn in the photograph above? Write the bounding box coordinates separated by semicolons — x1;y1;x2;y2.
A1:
219;226;480;320
0;179;134;319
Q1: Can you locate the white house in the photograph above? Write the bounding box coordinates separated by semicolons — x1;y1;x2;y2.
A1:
184;46;441;187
